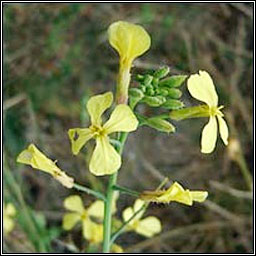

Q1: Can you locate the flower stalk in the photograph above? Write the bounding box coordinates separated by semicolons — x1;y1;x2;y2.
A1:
103;132;128;252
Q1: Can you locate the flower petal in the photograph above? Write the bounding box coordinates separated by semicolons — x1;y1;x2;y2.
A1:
103;104;138;134
17;144;56;175
87;92;113;126
89;136;121;176
68;128;93;155
122;206;134;223
82;219;103;244
62;213;81;230
217;115;229;146
5;203;16;217
135;216;162;237
63;195;84;214
108;21;151;66
191;191;208;203
201;116;218;154
133;199;145;220
87;200;105;220
187;71;218;107
17;144;74;188
4;216;15;234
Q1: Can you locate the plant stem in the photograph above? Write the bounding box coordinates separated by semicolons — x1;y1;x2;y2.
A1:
113;184;140;197
102;132;128;252
110;203;146;245
73;183;106;201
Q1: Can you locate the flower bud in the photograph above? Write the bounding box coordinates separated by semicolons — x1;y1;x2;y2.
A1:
166;88;182;99
144;74;153;86
153;66;170;79
129;88;144;98
162;99;184;110
143;96;166;107
146;117;175;133
159;75;187;88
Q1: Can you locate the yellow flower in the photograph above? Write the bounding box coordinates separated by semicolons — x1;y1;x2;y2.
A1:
68;92;138;176
141;182;208;206
4;203;16;234
17;144;74;188
122;199;161;238
187;70;229;153
108;21;151;103
62;195;104;242
62;194;118;245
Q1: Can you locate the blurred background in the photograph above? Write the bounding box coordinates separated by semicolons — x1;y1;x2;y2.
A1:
3;3;253;253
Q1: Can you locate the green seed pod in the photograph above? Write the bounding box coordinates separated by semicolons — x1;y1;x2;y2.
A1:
129;88;144;98
161;99;184;110
144;74;153;86
159;75;187;88
166;88;182;99
153;66;170;79
146;117;176;133
143;96;166;107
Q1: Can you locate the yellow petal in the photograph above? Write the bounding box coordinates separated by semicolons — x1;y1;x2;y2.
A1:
187;70;218;107
64;195;84;214
82;219;103;244
217;115;229;146
201;116;218;154
103;104;138;134
108;21;151;67
87;200;105;220
5;203;16;217
158;182;193;205
62;213;81;230
122;206;134;223
4;216;15;234
89;136;121;176
191;191;208;203
17;144;74;188
17;144;55;174
135;216;162;237
68;128;93;155
133;199;145;220
87;92;113;126
111;244;124;253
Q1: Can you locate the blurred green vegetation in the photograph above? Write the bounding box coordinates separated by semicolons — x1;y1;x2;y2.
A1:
3;3;253;253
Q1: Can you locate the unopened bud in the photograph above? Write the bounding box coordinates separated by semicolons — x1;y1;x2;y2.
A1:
162;99;184;110
144;74;153;86
159;75;187;88
129;88;144;98
166;88;182;99
153;66;170;79
143;96;166;107
146;117;176;133
135;74;144;82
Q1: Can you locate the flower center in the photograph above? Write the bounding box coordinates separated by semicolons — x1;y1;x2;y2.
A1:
209;106;224;117
89;125;106;138
81;210;88;220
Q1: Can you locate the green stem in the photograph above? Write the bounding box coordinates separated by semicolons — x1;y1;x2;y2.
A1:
110;203;146;245
102;132;128;253
113;184;140;197
237;154;252;191
73;183;106;201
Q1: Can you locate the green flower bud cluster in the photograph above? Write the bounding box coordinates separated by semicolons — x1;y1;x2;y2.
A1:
129;66;187;110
